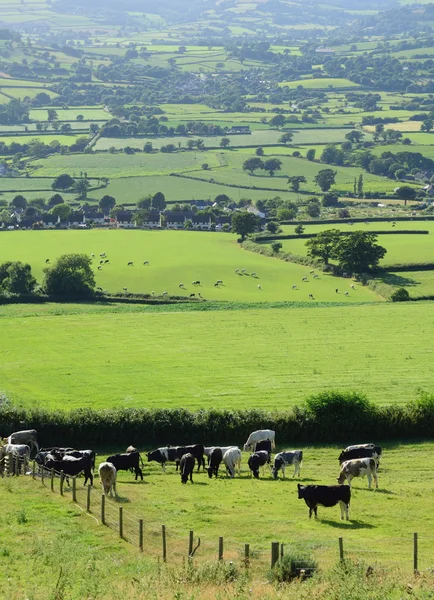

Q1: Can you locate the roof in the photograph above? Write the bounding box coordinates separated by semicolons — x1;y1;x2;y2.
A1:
116;211;133;221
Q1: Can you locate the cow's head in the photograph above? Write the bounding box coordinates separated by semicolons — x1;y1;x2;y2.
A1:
338;452;344;463
243;443;250;452
271;467;278;480
207;467;213;479
297;483;305;498
337;473;346;485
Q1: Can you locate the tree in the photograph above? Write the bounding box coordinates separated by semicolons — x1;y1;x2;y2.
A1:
99;195;116;212
262;158;282;176
143;142;153;153
271;242;282;253
0;261;36;295
421;119;433;133
44;254;96;297
305;229;341;264
287;176;306;193
48;193;64;207
73;178;90;199
52;174;74;191
214;194;230;206
266;221;279;234
242;157;264;175
295;224;304;235
373;123;384;142
220;137;230;148
395;185;416;204
201;163;209;170
345;130;365;144
51;203;71;221
47;109;58;122
76;114;84;122
277;207;297;221
10;195;27;209
60;123;72;134
269;114;286;129
279;132;293;145
152;192;166;211
184;219;193;229
357;174;364;197
322;192;339;207
306;198;321;218
314;169;337;192
333;231;387;273
306;149;316;161
391;288;410;302
256;147;264;156
137;196;151;209
231;211;260;241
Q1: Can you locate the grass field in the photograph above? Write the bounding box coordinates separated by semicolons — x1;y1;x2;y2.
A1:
374;270;434;298
279;78;359;89
3;299;434;410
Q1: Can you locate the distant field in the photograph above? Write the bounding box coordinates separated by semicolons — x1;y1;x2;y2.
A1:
29;108;109;122
375;270;434;298
279;78;359;89
5;300;434;411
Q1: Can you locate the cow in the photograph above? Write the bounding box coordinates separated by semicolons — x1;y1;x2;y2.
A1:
254;439;272;454
248;451;271;479
64;449;97;472
297;484;351;520
147;444;205;472
45;454;93;486
223;447;241;478
0;443;30;474
243;430;275;452
126;446;138;454
337;457;378;489
204;446;240;459
272;450;303;479
207;447;223;479
99;462;117;497
106;451;143;481
180;453;195;484
4;430;38;457
338;446;382;466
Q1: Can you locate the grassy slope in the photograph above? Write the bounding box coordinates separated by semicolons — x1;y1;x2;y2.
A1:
3;301;434;410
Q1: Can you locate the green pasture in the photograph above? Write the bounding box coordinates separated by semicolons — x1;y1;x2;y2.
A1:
1;87;58;100
279;222;434;266
0;134;79;146
374;270;434;298
279;78;359;89
8;299;434;411
29;108;109;122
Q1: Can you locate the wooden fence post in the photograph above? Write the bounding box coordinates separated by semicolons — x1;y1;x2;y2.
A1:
162;525;167;562
87;485;91;512
338;537;344;562
414;532;418;573
119;507;123;539
189;530;194;558
72;477;77;503
41;464;45;485
32;461;35;480
60;471;64;496
271;542;279;568
244;544;250;568
101;494;106;525
218;536;224;561
50;469;54;492
139;519;144;552
280;543;284;559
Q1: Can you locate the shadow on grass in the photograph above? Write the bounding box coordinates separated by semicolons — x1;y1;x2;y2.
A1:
320;519;376;530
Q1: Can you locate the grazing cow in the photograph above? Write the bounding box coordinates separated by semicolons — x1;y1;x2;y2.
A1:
309;294;314;299
204;446;239;458
45;454;93;486
106;451;143;481
254;439;272;454
4;430;38;457
292;285;297;290
214;283;219;287
298;484;351;520
272;450;303;479
223;447;241;478
126;446;137;454
99;462;117;497
147;444;205;472
64;449;96;471
180;453;195;484
302;277;308;282
338;457;378;489
244;429;275;452
0;444;30;473
207;447;223;479
98;266;102;270
127;261;133;266
338;445;382;466
45;258;50;263
257;285;261;290
143;261;149;265
248;451;271;479
190;293;195;297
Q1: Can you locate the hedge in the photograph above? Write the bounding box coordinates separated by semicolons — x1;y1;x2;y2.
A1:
1;391;434;449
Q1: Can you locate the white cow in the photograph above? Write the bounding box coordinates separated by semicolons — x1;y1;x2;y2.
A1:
223;448;242;478
204;446;240;459
243;429;275;451
4;430;38;455
337;457;378;489
99;462;117;497
0;443;30;473
344;443;376;452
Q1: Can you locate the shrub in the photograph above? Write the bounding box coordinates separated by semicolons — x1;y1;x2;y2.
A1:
270;547;317;582
271;242;282;253
391;287;410;302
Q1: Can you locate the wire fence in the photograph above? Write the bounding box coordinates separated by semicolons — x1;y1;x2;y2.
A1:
5;458;434;578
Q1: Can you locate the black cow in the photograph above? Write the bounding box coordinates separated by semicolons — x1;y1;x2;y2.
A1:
147;444;205;472
180;453;195;484
297;484;351;520
254;439;272;454
107;451;143;480
45;454;93;486
338;446;382;465
248;450;271;479
64;449;97;471
207;447;223;479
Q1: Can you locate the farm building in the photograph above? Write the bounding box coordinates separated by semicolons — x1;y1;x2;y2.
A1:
226;125;251;134
116;211;135;229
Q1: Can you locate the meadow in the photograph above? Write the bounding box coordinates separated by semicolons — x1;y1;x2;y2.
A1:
3;300;434;410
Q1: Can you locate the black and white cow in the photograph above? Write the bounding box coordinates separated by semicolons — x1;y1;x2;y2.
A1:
272;450;303;479
248;450;271;479
339;445;382;466
106;451;144;481
337;457;378;489
64;449;97;472
207;447;223;479
297;484;351;520
180;453;195;484
147;444;205;472
45;454;94;486
254;439;273;454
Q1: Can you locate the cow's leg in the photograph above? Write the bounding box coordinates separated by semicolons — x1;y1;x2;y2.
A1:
346;475;352;488
339;501;344;520
374;472;378;489
190;470;193;483
367;473;372;489
309;507;313;519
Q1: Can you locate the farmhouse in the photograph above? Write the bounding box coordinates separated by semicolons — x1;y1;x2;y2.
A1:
116;211;135;229
191;213;212;230
136;210;161;229
164;211;189;229
83;211;106;225
41;214;60;228
226;125;251;134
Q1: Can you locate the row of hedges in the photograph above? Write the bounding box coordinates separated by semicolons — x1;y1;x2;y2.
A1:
1;391;434;449
0;291;198;306
254;230;429;243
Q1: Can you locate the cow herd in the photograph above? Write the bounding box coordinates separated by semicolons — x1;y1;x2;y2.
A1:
0;428;383;522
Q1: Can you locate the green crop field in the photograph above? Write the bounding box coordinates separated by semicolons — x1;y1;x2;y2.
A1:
5;298;434;411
